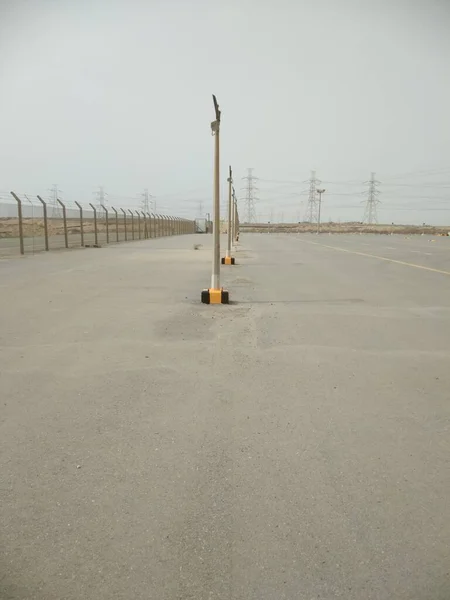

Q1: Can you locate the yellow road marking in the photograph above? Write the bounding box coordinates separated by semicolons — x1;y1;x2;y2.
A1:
297;239;450;276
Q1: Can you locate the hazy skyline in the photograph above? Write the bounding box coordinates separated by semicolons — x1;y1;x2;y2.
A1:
1;0;450;224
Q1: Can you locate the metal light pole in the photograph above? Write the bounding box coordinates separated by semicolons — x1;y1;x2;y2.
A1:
316;189;325;234
211;94;221;289
222;166;235;265
201;95;229;304
226;166;232;258
233;190;239;243
231;188;236;245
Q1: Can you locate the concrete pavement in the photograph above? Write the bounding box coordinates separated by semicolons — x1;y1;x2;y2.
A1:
1;233;450;599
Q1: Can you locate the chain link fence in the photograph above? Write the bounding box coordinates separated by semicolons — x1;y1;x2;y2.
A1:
0;192;194;257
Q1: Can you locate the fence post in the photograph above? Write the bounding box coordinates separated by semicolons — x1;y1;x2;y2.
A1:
136;210;141;239
89;203;99;246
36;195;49;250
10;192;25;255
56;198;68;248
158;214;163;237
100;204;109;243
111;207;119;242
141;211;147;238
128;209;135;240
143;211;147;238
74;201;84;246
150;213;155;238
120;208;127;241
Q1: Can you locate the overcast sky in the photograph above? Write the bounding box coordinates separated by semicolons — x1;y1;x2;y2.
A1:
1;0;450;224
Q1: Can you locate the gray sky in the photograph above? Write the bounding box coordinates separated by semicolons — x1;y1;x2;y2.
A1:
1;0;450;224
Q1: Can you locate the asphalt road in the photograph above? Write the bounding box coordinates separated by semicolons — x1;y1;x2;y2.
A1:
1;233;450;599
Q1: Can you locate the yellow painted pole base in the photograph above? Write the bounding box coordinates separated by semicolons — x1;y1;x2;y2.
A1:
221;256;235;265
201;288;230;304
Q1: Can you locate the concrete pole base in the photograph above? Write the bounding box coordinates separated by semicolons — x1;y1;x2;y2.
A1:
201;289;230;304
221;256;235;265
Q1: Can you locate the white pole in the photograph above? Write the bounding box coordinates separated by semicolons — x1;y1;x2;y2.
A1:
226;166;232;258
211;95;221;289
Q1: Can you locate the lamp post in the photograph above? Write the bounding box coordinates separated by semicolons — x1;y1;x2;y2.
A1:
222;166;235;265
201;95;229;304
316;189;325;234
211;95;221;289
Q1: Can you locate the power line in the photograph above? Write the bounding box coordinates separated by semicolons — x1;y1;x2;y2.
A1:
259;178;306;185
362;172;380;224
383;167;450;181
242;168;258;223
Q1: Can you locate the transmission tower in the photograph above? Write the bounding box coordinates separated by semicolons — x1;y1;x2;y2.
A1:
242;168;258;223
198;200;204;216
363;172;380;224
95;186;107;216
141;188;152;213
304;170;320;222
48;184;62;218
